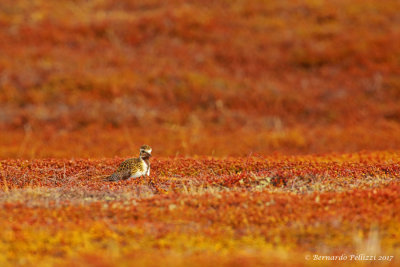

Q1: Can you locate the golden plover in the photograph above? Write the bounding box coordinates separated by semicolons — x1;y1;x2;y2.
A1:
105;145;152;181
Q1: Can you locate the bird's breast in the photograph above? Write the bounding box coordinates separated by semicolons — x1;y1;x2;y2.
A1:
128;160;148;179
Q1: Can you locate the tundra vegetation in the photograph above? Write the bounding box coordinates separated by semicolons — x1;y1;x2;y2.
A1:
0;0;399;266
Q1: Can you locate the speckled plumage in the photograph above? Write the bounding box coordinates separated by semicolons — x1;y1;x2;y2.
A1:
106;145;152;182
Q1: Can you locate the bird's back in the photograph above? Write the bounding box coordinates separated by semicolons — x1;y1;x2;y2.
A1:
117;158;142;172
105;157;143;181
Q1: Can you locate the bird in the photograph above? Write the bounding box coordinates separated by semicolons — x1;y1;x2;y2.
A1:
105;145;152;182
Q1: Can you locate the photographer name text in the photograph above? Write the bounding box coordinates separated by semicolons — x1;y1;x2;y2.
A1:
305;254;394;262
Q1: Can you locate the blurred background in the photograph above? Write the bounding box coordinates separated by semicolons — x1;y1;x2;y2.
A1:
0;0;399;158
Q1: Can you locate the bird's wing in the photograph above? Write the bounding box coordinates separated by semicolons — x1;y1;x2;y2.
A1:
105;169;131;181
119;169;131;180
116;158;138;171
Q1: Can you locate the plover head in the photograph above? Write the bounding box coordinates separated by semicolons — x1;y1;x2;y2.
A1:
140;144;152;159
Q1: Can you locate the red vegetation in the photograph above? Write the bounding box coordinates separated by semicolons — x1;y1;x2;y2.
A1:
0;0;400;157
1;153;400;265
1;0;400;266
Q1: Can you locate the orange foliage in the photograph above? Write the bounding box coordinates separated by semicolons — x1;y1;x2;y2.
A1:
0;0;400;157
0;153;400;265
1;0;400;266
